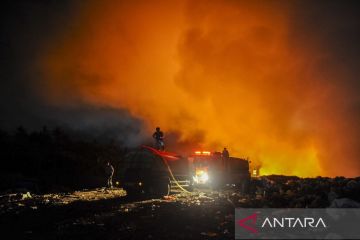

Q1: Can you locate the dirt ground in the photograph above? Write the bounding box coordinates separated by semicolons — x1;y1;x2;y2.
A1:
1;176;360;239
0;188;241;240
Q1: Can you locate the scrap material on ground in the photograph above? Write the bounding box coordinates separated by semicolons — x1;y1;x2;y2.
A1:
1;176;359;240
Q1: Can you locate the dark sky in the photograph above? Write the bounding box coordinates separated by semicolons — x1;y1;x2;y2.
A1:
290;1;360;90
0;0;145;144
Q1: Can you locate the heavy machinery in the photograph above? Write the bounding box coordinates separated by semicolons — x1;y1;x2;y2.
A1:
120;146;250;197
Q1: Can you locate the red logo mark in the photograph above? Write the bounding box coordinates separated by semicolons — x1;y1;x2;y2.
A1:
237;213;258;234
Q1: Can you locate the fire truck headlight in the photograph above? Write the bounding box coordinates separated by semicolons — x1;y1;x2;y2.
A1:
201;172;209;182
193;172;209;184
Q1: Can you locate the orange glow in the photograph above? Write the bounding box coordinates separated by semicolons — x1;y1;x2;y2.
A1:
36;0;360;177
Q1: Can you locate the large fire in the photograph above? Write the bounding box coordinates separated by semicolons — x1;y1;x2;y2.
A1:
37;0;359;177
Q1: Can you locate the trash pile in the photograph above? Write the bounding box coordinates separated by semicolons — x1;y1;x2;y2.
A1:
237;176;360;208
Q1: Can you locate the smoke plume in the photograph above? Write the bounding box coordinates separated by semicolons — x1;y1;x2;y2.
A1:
2;0;360;177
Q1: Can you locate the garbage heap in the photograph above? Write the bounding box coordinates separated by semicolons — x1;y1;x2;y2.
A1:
239;176;360;208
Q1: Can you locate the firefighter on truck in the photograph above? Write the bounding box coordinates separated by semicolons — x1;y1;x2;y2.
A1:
152;127;165;151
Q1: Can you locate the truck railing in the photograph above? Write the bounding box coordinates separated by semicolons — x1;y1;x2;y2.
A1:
170;180;191;193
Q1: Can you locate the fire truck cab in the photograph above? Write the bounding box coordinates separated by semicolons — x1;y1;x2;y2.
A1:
188;151;250;192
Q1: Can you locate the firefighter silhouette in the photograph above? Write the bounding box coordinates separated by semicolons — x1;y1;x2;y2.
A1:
222;147;230;172
105;161;114;188
152;127;165;151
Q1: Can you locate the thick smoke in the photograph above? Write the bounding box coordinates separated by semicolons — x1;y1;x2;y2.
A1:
1;0;359;176
0;0;146;146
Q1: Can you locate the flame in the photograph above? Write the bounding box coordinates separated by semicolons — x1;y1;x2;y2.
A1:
36;0;360;177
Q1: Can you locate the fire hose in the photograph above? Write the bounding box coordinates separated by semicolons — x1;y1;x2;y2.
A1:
161;156;190;194
142;145;190;194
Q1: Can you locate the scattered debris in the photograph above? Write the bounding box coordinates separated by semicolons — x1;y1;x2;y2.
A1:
21;192;32;200
1;176;359;239
0;188;126;215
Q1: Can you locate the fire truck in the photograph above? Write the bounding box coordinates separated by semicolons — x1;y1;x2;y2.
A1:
189;150;250;191
120;146;250;197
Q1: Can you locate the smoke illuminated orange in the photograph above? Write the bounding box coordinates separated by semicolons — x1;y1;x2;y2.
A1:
37;0;360;177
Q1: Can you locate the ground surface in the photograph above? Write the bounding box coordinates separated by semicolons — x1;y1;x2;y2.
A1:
0;188;242;240
1;176;360;239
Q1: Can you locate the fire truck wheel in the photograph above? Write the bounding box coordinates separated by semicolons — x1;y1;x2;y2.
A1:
146;180;170;197
157;180;170;197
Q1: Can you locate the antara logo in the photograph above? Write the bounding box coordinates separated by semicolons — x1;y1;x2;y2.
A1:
238;213;327;234
261;217;327;228
237;213;258;234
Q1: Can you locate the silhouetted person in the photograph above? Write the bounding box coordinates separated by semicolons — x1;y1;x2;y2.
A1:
105;162;114;188
152;127;164;151
222;147;230;172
